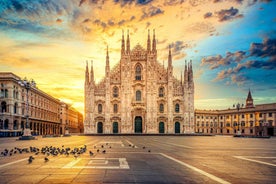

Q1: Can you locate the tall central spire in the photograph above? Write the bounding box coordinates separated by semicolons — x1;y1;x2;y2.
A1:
106;45;110;68
147;29;151;52
168;45;172;68
121;30;125;55
126;30;130;54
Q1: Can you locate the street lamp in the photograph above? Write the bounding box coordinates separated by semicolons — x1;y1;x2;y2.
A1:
233;102;244;136
18;78;36;140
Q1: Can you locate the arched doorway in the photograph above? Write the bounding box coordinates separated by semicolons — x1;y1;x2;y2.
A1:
97;122;103;133
113;122;118;133
159;122;165;133
134;116;142;133
175;122;180;133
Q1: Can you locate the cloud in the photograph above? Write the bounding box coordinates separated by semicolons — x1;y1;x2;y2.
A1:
204;12;212;19
204;37;276;86
163;0;185;6
113;0;153;6
79;0;87;7
56;18;62;23
140;6;164;20
216;7;243;22
231;74;248;86
201;51;246;69
249;38;276;60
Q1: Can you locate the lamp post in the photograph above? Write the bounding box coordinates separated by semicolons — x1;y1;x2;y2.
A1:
64;104;70;136
233;102;243;136
18;78;36;140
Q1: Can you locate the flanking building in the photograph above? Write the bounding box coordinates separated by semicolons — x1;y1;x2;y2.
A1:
0;72;83;137
84;30;195;134
195;91;276;136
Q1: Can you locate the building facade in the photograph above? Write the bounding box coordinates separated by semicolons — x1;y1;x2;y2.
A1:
0;72;83;137
84;30;194;134
195;91;276;136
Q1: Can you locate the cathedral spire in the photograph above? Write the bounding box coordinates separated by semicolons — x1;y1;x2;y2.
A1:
184;60;188;82
121;30;125;55
90;60;94;86
106;45;110;71
189;60;193;82
147;29;151;52
152;29;156;53
168;45;172;68
126;30;130;54
85;60;89;85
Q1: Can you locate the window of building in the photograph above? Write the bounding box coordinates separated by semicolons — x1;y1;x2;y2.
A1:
136;90;141;101
241;114;244;118
226;123;230;127
135;65;142;80
259;113;262;118
175;103;180;113
220;116;223;120
268;113;272;117
113;87;119;98
14;103;18;114
1;101;7;113
4;89;8;98
250;114;253;118
113;104;118;113
98;104;102;114
159;103;164;113
159;87;164;97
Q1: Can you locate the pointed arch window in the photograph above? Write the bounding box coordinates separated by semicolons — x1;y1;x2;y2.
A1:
113;86;119;98
175;103;180;113
98;104;102;114
136;90;141;101
159;87;164;97
135;65;142;80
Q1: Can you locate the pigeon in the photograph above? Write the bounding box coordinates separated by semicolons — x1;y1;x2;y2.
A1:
28;156;34;164
143;146;146;149
97;149;100;153
89;151;94;156
148;150;151;153
102;150;106;154
44;157;49;162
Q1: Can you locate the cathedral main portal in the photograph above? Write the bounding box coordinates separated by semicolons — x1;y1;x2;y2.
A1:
134;116;142;133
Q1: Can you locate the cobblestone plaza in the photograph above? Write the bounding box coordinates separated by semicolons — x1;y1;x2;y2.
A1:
0;135;275;183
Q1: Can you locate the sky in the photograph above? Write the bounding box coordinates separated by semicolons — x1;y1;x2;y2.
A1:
0;0;275;114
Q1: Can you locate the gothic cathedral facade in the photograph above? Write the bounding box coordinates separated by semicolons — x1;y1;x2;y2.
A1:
84;30;194;134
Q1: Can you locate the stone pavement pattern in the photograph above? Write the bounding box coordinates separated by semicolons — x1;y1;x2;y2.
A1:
0;136;276;183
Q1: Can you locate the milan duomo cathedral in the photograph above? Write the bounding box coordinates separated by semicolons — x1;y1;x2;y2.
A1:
84;30;194;134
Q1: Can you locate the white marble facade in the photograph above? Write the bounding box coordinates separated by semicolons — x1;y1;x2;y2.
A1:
84;30;194;134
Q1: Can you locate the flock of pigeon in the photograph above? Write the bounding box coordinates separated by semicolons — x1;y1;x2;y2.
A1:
0;143;151;164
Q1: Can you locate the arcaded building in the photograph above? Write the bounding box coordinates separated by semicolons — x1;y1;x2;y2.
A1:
0;72;83;137
84;30;194;134
195;91;276;136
